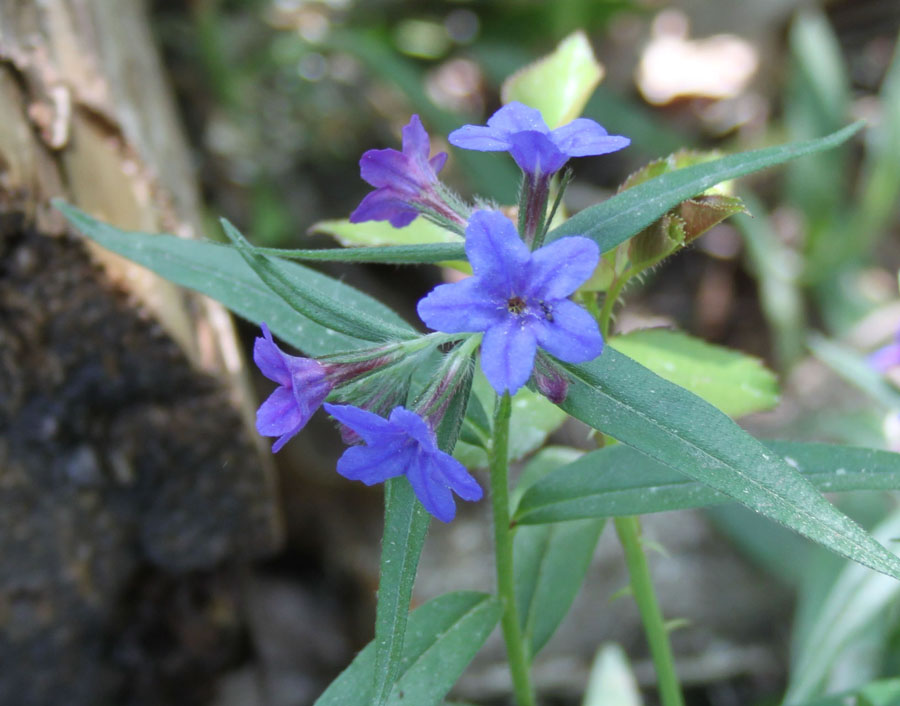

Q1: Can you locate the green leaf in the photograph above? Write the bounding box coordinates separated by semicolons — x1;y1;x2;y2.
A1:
315;592;503;706
516;440;900;525
608;329;779;418
453;370;568;468
512;448;603;659
515;519;604;658
582;644;644;706
501;30;603;128
374;478;431;705
312;217;462;248
55;202;413;356
221;218;413;344
788;679;900;706
554;349;900;579
785;509;900;703
547;123;864;253
248;242;467;265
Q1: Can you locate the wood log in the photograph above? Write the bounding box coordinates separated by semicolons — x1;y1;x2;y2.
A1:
0;2;281;703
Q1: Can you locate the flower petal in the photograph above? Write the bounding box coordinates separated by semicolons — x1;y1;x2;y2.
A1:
350;189;418;228
429;151;448;173
434;453;483;502
417;277;505;333
481;318;538;396
486;102;549;134
869;342;900;373
358;148;420;193
535;299;604;363
401;115;430;161
253;324;292;386
448;124;512;151
525;236;599;300
407;451;456;523
257;387;306;437
507;131;568;175
324;403;395;444
464;210;530;292
388;406;437;449
335;443;408;485
550;119;631;157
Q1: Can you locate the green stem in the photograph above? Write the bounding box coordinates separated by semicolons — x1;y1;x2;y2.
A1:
614;516;685;706
489;394;537;706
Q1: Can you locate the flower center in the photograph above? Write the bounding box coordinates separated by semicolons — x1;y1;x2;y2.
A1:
507;296;527;315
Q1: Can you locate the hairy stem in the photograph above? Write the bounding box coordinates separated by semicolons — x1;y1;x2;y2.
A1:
490;394;537;706
614;516;685;706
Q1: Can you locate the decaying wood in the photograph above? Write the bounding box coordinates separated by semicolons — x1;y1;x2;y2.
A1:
0;2;281;704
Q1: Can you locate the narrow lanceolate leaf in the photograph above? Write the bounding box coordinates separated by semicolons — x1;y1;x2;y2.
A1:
315;592;502;706
547;122;863;253
515;520;604;658
56;202;413;356
787;678;900;706
512;448;603;659
374;479;431;706
557;349;900;579
248;242;466;265
221;218;414;344
372;369;473;706
515;441;900;524
786;509;900;702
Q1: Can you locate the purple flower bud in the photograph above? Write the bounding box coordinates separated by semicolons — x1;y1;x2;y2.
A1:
324;404;483;522
869;330;900;373
533;353;569;404
254;323;332;453
448;102;630;177
350;115;463;228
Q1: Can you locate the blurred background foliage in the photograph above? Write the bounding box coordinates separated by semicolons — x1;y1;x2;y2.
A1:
148;1;900;703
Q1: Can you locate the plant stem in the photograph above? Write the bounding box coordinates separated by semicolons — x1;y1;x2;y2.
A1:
489;393;537;706
614;516;685;706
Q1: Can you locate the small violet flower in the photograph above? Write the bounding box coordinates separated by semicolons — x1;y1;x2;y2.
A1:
351;114;458;228
869;330;900;373
448;102;630;177
417;210;604;396
323;403;483;522
254;323;332;452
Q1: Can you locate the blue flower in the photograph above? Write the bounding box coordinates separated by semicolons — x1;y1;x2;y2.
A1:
448;102;630;176
870;331;900;373
323;403;483;522
254;323;332;452
351;115;454;228
417;210;604;396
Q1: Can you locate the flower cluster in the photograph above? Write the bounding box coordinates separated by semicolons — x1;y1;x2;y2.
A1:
255;103;626;522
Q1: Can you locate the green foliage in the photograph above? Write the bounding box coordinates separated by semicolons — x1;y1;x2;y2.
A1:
548;122;863;253
501;30;602;128
512;448;604;659
55;202;412;356
515;441;900;524
315;592;502;706
609;329;779;417
558;350;900;579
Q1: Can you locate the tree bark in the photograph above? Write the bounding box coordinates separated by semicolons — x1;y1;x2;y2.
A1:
0;2;281;704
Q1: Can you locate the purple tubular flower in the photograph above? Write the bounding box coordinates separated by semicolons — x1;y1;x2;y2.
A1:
869;331;900;373
417;210;604;396
254;323;332;452
350;115;452;228
448;102;630;176
323;404;482;522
